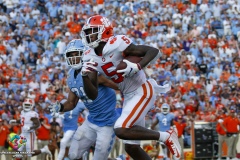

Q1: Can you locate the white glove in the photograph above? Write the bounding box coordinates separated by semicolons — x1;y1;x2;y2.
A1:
117;59;141;77
9;119;17;124
22;126;30;132
218;119;223;123
53;112;65;119
48;101;62;116
81;58;97;76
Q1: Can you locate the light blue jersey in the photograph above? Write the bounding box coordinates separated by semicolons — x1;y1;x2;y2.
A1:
156;113;175;132
62;102;85;133
67;69;118;127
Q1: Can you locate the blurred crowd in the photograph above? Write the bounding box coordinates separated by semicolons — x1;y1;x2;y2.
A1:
0;0;240;159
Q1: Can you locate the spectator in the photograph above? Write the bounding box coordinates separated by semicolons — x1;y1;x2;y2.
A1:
222;109;240;160
0;119;11;160
36;116;51;160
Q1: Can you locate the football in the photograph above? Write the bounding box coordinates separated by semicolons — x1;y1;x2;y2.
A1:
116;56;142;71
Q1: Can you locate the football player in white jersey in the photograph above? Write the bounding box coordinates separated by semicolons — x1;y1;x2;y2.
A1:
49;39;125;160
80;15;181;160
9;98;52;159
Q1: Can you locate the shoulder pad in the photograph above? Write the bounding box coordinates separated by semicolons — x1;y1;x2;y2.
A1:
103;35;132;56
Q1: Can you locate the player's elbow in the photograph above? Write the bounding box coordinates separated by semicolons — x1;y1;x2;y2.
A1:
88;92;98;100
150;47;161;58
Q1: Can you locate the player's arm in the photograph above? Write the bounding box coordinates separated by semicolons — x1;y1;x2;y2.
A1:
9;119;21;124
30;117;40;130
61;91;80;112
49;90;80;114
151;118;159;130
123;43;160;69
98;74;119;90
82;71;98;100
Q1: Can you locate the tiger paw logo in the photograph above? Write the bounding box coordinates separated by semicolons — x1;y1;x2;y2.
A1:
8;133;27;151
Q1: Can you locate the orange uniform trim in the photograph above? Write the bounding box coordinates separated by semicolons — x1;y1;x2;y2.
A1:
122;81;153;128
129;81;153;127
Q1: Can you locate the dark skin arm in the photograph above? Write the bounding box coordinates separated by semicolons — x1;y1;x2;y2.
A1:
63;74;118;109
124;43;159;69
61;90;80;112
83;43;159;100
98;74;119;90
82;70;98;100
29;117;40;130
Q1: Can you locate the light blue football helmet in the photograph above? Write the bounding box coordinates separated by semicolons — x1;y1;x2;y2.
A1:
161;103;170;114
64;39;86;70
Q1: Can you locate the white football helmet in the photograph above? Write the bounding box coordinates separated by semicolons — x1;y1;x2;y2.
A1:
23;98;34;112
161;103;170;114
81;15;114;48
64;39;86;70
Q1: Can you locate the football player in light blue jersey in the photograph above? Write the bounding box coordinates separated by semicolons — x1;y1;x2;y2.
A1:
49;39;121;160
57;101;86;160
151;103;176;160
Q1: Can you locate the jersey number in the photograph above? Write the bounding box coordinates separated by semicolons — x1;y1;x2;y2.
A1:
121;36;130;44
71;87;93;103
161;118;167;126
21;117;25;127
101;62;124;83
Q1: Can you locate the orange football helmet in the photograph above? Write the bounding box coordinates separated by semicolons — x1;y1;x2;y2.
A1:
81;15;114;48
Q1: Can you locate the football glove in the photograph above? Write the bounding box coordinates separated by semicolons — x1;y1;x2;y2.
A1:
48;101;62;116
117;59;141;77
81;58;97;76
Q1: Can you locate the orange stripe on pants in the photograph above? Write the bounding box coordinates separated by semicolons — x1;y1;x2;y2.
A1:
122;81;153;128
129;81;153;127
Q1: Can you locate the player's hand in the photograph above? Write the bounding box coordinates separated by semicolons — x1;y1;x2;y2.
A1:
22;126;31;132
117;59;141;77
48;101;61;116
81;58;97;76
52;112;65;119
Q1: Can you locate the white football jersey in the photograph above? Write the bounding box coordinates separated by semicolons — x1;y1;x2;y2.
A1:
82;35;146;94
20;110;39;132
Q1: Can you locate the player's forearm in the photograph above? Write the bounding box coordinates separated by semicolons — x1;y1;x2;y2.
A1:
30;124;40;130
98;75;119;90
82;76;98;100
61;101;77;112
139;46;160;68
9;119;21;124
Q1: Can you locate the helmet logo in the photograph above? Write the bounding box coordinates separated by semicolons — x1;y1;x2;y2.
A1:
100;17;111;27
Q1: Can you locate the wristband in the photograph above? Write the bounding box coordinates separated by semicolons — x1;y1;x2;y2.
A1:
59;103;64;112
